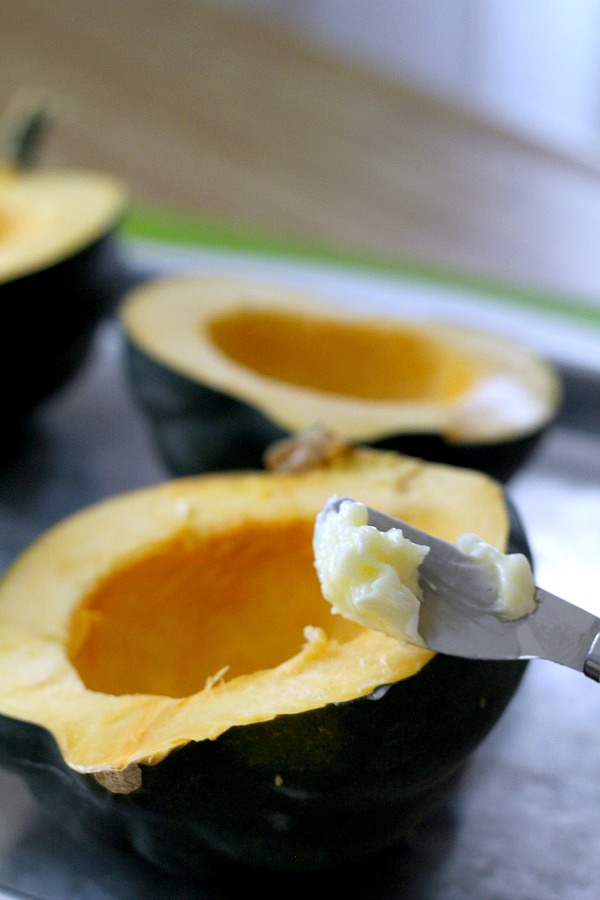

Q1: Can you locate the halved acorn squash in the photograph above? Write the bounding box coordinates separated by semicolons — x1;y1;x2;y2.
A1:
120;276;561;481
0;445;528;873
0;94;129;428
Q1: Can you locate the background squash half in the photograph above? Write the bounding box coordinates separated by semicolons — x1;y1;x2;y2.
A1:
0;95;129;430
0;445;528;873
1;168;128;427
120;276;561;481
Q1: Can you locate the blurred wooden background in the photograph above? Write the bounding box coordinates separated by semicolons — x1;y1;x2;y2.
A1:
4;0;600;303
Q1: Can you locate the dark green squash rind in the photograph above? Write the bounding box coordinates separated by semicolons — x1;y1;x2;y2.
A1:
125;342;288;474
0;654;527;874
4;227;131;433
373;432;547;484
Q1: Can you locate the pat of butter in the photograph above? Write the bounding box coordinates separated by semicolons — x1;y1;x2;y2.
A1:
313;499;429;644
313;499;536;644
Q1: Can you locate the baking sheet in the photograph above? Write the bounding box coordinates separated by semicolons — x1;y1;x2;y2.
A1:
1;241;600;899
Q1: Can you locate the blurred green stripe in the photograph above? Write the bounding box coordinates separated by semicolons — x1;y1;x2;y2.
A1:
121;205;600;329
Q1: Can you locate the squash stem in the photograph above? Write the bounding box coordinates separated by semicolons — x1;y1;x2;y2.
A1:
0;88;55;171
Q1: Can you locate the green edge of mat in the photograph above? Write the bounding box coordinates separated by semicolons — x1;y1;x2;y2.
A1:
121;205;600;330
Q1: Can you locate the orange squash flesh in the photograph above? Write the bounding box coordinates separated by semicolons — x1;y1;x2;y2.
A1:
67;519;361;697
207;308;477;402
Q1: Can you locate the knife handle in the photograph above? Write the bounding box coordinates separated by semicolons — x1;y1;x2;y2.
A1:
583;633;600;681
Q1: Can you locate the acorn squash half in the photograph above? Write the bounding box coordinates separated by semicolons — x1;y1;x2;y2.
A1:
0;97;128;428
120;276;561;481
0;446;528;873
1;169;128;426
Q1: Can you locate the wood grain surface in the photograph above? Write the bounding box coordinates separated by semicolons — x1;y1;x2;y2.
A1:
3;0;600;303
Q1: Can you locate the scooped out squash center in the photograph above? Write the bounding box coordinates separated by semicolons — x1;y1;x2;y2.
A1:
207;308;478;402
67;518;362;698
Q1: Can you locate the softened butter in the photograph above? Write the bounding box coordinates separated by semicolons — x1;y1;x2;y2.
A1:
313;499;429;644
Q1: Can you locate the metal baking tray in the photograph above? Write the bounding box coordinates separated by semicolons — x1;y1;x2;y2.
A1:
1;242;599;899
